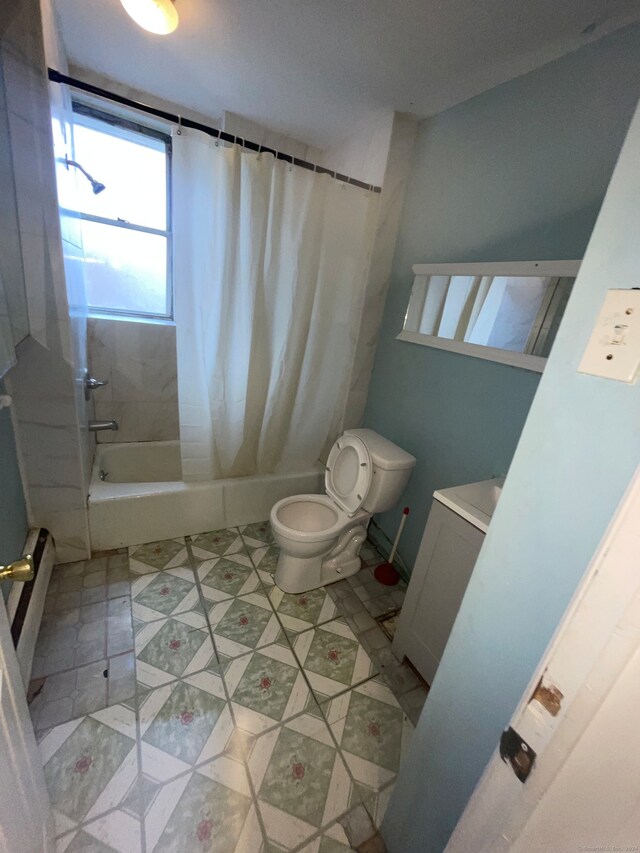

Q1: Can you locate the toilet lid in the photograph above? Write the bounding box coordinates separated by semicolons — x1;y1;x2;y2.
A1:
325;434;372;515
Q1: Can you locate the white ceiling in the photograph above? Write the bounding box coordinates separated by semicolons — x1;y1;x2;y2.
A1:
52;0;640;151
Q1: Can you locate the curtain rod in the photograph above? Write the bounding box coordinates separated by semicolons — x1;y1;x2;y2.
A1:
47;68;381;194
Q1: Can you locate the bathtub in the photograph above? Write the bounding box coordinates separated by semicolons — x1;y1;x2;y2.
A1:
88;440;324;551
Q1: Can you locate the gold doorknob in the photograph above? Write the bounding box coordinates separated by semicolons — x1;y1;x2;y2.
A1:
0;555;35;582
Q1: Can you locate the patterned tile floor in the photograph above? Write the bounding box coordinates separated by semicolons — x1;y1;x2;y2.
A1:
32;525;428;853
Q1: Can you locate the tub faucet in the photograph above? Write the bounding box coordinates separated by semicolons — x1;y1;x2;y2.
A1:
89;419;119;432
83;371;109;401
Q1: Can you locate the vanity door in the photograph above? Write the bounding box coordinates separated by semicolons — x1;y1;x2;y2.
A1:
393;500;484;684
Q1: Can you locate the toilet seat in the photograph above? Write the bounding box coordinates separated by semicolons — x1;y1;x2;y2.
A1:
271;432;373;546
271;494;355;543
325;434;371;516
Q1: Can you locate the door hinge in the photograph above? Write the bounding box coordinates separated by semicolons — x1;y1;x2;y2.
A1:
499;727;536;783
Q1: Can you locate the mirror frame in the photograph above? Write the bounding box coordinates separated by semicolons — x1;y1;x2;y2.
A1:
397;260;582;373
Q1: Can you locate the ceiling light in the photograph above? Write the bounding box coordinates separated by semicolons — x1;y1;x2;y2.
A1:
119;0;179;35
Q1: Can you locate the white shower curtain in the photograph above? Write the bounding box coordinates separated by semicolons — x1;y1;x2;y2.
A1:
172;130;379;480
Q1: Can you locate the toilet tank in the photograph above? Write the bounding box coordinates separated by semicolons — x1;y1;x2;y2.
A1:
344;428;416;514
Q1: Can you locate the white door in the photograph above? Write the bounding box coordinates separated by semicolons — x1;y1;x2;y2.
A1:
446;464;640;852
0;593;53;852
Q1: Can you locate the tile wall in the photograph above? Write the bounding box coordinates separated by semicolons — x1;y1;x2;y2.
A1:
88;318;179;443
2;0;92;561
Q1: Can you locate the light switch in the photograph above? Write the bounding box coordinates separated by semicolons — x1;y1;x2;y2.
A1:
578;289;640;382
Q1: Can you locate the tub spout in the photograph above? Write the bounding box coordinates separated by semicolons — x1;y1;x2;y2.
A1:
89;419;119;432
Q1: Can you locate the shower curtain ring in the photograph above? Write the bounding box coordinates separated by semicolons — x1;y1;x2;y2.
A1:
177;115;182;135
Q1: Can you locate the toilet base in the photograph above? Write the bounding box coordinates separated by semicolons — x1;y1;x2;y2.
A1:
274;523;368;594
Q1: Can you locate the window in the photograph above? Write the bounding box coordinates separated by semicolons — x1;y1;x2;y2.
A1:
399;261;580;372
68;104;172;320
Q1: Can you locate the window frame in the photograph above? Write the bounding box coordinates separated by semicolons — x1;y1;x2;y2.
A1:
397;260;582;373
67;102;174;322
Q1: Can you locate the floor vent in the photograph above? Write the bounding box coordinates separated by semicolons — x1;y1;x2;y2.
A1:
376;608;401;642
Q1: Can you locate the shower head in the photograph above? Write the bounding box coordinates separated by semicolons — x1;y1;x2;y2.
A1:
64;157;106;196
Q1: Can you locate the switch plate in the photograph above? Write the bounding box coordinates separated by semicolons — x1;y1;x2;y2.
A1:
578;289;640;382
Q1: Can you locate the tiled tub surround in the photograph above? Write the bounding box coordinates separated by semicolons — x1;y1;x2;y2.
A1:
2;0;93;562
88;318;179;444
32;525;427;852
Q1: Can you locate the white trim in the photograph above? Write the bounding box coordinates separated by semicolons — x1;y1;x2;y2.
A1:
411;261;581;277
87;308;176;326
60;207;170;238
396;330;547;373
72;91;175;137
88;311;175;327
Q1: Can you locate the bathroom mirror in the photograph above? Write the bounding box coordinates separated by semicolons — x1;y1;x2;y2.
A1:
397;261;580;372
0;50;30;378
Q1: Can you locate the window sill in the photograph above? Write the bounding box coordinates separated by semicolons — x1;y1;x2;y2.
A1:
396;330;546;373
88;311;175;328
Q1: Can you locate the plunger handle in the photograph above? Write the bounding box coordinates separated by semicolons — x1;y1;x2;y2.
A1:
388;507;410;565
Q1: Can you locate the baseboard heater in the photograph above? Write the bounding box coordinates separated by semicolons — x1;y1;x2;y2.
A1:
5;528;55;687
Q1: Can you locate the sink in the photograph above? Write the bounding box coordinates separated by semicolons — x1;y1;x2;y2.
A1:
460;480;503;518
433;477;504;532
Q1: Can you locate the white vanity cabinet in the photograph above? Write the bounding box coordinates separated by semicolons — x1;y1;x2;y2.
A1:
393;478;502;685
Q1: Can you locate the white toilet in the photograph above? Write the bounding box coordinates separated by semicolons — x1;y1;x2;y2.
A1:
270;428;416;593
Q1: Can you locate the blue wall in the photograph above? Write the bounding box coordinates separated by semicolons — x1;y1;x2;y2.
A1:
0;379;28;583
377;25;640;853
364;24;640;570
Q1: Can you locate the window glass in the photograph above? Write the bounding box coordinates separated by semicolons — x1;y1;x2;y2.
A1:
80;220;168;316
72;121;167;230
68;107;171;319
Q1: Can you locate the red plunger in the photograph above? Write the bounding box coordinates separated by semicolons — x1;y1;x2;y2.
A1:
374;507;409;585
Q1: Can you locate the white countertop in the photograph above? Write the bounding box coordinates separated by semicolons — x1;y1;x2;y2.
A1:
433;477;504;532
